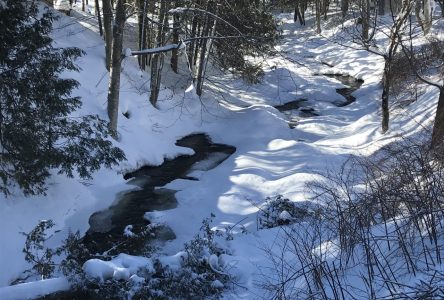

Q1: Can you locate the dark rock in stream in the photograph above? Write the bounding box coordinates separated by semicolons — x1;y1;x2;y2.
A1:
82;134;236;257
274;99;318;129
322;74;364;107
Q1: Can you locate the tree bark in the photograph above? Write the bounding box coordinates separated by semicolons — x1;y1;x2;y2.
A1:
315;0;321;34
196;2;215;96
107;0;126;138
381;60;390;133
415;0;433;35
102;0;113;71
431;88;444;148
171;3;181;73
95;0;103;36
361;0;370;42
149;0;168;107
341;0;349;18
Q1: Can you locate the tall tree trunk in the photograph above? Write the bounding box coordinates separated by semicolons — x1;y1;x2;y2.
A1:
431;87;444;148
188;15;199;68
102;0;113;70
171;1;181;73
196;2;215;96
381;59;390;133
341;0;349;18
361;0;370;42
315;0;321;34
416;0;433;35
137;0;145;69
322;0;329;20
95;0;103;36
437;0;444;17
380;0;412;133
149;0;168;107
82;0;85;11
378;0;385;15
294;0;306;25
107;0;126;138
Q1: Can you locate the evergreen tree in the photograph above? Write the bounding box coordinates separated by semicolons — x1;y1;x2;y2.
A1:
0;0;125;196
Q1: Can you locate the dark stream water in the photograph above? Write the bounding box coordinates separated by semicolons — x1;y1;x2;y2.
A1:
274;74;364;128
82;134;236;256
323;73;364;107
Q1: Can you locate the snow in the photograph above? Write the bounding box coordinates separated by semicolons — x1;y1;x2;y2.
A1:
0;3;443;299
0;278;70;300
83;254;154;282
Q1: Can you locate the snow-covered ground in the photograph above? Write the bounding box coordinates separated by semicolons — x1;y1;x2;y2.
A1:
0;3;442;299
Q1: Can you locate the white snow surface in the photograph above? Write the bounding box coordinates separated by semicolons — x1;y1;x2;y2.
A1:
0;4;443;299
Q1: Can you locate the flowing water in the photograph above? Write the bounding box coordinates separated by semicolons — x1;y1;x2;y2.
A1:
83;134;236;256
275;74;364;128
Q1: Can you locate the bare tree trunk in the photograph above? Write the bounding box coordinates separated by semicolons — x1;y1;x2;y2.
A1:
95;0;103;36
294;0;306;25
196;2;215;96
341;0;349;17
82;0;85;11
437;0;444;17
381;60;390;133
107;0;126;138
102;0;113;71
149;0;168;107
380;0;413;133
431;88;444;148
171;0;181;73
188;15;198;68
415;0;433;35
378;0;385;15
321;0;329;20
315;0;321;34
137;0;145;69
361;0;370;42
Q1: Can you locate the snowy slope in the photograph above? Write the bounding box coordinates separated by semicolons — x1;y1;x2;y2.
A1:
0;3;442;299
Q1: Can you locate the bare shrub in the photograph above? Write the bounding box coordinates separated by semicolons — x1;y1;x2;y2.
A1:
258;136;444;299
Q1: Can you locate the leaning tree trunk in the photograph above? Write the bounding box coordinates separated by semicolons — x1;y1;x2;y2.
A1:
431;87;444;148
107;0;126;139
102;0;113;70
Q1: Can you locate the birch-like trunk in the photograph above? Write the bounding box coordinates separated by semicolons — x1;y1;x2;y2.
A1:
415;0;433;35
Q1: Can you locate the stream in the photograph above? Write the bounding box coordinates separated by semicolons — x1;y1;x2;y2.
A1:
82;134;236;256
274;74;364;128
